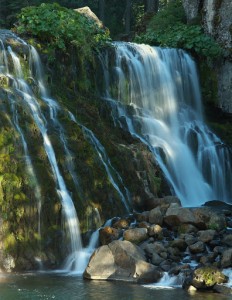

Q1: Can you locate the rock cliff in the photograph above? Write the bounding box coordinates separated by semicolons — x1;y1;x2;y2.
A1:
182;0;232;113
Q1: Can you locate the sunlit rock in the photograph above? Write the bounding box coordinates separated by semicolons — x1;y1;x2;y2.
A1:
84;240;162;283
123;228;148;244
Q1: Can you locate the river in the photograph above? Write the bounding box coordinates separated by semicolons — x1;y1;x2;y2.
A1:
0;273;230;300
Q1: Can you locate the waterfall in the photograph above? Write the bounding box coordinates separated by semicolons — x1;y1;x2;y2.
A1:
29;46;84;200
0;33;83;272
100;42;232;206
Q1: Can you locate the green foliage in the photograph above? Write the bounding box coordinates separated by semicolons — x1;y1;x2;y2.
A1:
15;3;111;60
135;0;222;59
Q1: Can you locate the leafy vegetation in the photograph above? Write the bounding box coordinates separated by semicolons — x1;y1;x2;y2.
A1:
15;3;111;60
135;0;222;59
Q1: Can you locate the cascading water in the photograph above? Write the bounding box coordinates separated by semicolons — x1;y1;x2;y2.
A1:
0;32;83;272
100;42;232;206
69;112;131;212
29;46;84;201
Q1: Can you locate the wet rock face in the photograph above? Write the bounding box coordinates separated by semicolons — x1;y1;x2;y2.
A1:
182;0;232;114
218;61;232;113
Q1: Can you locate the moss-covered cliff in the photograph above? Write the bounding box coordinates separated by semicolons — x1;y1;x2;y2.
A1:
0;5;168;271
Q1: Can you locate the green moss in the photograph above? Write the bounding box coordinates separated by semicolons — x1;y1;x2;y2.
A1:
193;267;227;287
199;61;218;107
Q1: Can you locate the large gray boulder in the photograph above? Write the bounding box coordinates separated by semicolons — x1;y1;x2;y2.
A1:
164;205;196;227
84;240;161;283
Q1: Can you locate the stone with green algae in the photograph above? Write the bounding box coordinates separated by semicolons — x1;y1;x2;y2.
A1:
192;267;228;289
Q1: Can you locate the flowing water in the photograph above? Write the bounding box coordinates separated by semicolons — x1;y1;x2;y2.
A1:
1;30;232;296
100;42;232;206
0;32;83;272
68;112;131;212
0;273;230;300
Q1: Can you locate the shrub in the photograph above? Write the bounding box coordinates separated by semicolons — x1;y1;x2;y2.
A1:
134;0;222;59
15;3;111;60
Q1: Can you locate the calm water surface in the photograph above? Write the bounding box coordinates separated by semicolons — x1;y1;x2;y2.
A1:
0;273;230;300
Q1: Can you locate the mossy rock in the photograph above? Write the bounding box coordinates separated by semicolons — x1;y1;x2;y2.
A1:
192;267;228;289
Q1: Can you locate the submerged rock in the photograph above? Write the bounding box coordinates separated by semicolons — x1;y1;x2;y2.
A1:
84;240;161;283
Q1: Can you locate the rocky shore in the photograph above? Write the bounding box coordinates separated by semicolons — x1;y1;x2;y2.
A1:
84;197;232;295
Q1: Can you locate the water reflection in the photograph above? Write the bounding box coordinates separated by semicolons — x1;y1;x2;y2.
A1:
0;274;230;300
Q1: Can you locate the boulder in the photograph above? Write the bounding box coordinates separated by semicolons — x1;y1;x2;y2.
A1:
151;252;164;265
221;248;232;268
123;228;148;244
189;241;205;254
213;284;232;295
178;224;198;234
84;240;162;283
192;207;226;230
146;196;181;210
171;239;187;251
149;207;163;225
198;230;216;243
75;7;103;28
223;234;232;247
144;242;166;256
164;205;196;227
134;211;149;222
148;224;162;237
113;219;130;229
138;221;150;229
99;226;119;245
191;267;228;289
184;234;198;246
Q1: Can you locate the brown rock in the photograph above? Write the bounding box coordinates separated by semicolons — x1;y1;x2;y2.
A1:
189;241;205;254
135;211;149;222
164;205;196;227
112;219;130;229
198;229;216;243
171;239;187;251
149;207;163;225
148;224;162;237
123;228;148;244
221;248;232;268
184;234;198;246
146;196;181;210
138;221;150;229
223;234;232;247
99;226;119;245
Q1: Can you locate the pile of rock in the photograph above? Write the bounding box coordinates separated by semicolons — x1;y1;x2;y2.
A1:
84;198;232;294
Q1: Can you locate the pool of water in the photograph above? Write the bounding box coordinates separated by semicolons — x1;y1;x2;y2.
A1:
0;273;230;300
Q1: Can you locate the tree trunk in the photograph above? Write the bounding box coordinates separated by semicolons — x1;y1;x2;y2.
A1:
125;0;131;35
145;0;159;13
